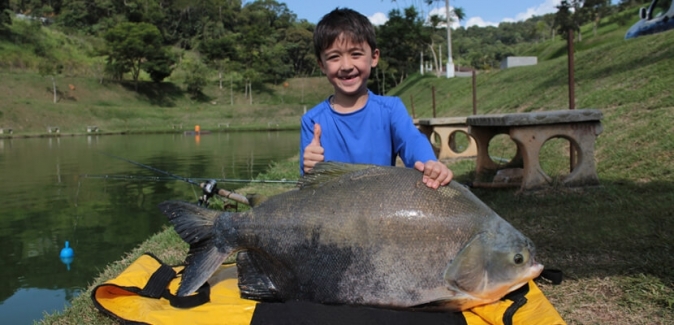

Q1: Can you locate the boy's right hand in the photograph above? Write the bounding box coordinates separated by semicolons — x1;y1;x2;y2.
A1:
303;123;325;174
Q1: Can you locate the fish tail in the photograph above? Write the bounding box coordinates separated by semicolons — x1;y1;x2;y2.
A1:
159;200;230;297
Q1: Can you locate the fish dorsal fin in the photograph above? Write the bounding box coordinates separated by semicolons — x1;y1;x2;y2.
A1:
298;162;377;189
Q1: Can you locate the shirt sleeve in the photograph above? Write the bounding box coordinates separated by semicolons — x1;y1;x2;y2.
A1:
388;98;437;167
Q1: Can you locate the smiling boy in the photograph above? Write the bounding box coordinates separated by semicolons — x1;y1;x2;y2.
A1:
300;8;452;189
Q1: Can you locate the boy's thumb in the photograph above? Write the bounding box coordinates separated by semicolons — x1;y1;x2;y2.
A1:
312;123;322;144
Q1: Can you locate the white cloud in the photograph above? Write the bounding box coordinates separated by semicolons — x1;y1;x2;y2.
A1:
465;17;498;28
369;12;389;26
506;0;562;22
461;0;562;28
370;1;563;29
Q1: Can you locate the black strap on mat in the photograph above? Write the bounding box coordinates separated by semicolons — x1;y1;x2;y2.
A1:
500;267;564;325
139;263;176;298
538;268;563;285
501;283;530;325
138;256;211;309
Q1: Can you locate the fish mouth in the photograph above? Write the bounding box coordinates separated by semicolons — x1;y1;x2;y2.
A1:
499;260;544;296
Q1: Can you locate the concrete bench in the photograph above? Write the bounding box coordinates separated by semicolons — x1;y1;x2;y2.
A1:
466;109;603;190
47;126;60;133
86;126;99;133
417;117;478;160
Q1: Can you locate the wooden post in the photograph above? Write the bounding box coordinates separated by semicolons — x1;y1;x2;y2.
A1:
568;28;576;171
472;70;477;115
568;29;575;111
432;86;437;118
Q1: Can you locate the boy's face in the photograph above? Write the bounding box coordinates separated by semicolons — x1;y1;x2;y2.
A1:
318;34;379;98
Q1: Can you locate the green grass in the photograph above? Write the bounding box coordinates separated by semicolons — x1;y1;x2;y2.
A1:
0;73;334;136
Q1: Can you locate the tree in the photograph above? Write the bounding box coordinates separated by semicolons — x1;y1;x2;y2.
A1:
199;33;237;89
424;4;465;77
0;0;11;38
378;7;427;87
283;21;314;76
143;48;177;83
38;57;64;103
581;0;612;36
554;0;578;41
424;0;465;77
182;59;209;98
426;14;445;77
104;22;165;89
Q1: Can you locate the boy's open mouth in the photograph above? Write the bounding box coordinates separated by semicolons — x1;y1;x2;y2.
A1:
340;74;359;82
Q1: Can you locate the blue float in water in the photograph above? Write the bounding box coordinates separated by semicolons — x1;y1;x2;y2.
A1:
60;241;74;271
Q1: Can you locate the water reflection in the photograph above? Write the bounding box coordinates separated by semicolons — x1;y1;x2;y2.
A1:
0;131;299;324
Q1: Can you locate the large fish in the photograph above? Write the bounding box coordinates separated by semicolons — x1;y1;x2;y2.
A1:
159;162;543;311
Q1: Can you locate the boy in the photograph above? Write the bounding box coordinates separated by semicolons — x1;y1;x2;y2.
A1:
300;8;452;189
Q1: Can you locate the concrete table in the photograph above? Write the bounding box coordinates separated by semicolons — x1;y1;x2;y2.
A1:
416;117;478;160
467;109;604;190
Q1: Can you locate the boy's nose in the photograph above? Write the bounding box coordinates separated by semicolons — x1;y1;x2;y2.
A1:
340;58;354;70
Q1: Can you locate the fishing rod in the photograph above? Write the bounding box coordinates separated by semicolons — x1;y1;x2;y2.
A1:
79;174;298;184
95;152;297;207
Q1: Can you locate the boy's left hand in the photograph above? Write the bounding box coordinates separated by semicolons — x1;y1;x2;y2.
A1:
414;160;453;189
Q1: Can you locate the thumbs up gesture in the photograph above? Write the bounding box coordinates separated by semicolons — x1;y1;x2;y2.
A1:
303;123;325;174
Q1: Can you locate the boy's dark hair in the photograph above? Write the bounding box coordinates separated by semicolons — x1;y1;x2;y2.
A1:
313;8;377;60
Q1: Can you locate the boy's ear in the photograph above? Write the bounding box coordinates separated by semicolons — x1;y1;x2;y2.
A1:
371;48;380;68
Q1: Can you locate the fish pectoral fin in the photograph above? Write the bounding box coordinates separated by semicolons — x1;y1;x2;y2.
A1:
236;251;280;301
444;233;490;297
179;245;228;297
416;292;484;312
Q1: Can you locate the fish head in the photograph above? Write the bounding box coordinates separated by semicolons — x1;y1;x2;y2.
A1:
441;218;543;310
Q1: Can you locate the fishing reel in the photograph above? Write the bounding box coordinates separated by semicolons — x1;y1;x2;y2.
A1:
198;179;218;207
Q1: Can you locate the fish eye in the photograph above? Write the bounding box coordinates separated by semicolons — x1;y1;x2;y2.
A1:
513;253;524;264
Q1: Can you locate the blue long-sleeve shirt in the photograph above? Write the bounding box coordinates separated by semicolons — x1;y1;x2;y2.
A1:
299;91;436;175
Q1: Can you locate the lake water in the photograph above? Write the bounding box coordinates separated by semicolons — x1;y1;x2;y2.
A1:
0;131;300;324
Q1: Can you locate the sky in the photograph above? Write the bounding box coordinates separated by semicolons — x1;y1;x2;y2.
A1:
276;0;565;27
276;0;618;28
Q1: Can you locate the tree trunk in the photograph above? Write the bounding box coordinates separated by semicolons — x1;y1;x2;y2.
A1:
429;44;440;77
51;76;57;103
593;16;600;37
219;71;223;89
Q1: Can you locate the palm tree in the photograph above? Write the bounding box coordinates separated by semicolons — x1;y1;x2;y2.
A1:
424;0;465;77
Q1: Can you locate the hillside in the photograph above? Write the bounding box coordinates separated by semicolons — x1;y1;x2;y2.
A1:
389;12;673;185
0;73;334;135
